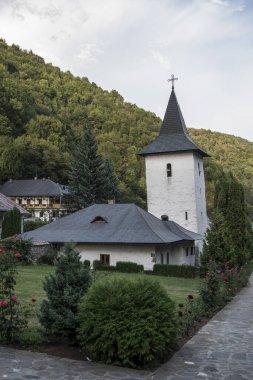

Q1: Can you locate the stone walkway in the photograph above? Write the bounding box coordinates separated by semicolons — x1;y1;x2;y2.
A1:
152;274;253;380
1;275;253;380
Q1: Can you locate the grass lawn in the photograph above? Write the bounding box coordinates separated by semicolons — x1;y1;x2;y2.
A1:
15;264;201;338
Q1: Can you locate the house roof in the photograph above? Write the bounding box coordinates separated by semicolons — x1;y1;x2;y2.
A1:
0;193;31;216
22;203;202;244
138;88;209;157
0;179;69;197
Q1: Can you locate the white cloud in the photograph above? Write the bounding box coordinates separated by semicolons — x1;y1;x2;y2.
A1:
0;0;252;141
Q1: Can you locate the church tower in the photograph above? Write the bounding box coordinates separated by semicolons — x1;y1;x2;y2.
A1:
138;77;209;241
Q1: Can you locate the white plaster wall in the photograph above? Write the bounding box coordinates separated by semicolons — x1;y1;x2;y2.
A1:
156;242;196;266
193;155;208;237
145;152;208;240
77;244;156;270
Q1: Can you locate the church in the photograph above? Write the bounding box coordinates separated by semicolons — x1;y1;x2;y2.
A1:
23;78;209;270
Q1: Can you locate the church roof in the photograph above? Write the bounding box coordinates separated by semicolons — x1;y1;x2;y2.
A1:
0;193;30;216
22;203;202;244
0;179;69;197
138;88;209;157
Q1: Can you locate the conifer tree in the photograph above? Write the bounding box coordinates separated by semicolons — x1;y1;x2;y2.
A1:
1;207;21;239
68;125;107;209
202;172;252;268
201;211;232;268
39;242;91;339
103;157;119;201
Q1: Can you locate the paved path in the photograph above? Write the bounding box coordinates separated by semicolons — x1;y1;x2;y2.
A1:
152;274;253;380
1;275;253;380
0;346;150;379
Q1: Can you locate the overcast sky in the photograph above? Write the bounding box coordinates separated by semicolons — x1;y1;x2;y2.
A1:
0;0;252;141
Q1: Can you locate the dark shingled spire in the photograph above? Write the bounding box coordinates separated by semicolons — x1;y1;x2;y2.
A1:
138;88;209;157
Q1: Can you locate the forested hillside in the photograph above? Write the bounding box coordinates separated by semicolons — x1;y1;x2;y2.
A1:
0;39;252;217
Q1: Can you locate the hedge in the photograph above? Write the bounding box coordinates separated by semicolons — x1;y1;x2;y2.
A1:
153;264;197;278
116;261;144;273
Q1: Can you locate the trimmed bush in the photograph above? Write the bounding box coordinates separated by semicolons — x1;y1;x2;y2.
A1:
116;261;144;273
92;260;101;270
37;251;57;265
153;264;196;278
95;265;116;272
78;278;178;368
83;260;90;269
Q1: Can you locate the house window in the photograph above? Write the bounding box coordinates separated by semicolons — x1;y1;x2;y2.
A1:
100;254;110;266
167;163;172;177
161;253;164;264
166;252;170;264
191;247;195;255
185;212;188;220
185;248;189;256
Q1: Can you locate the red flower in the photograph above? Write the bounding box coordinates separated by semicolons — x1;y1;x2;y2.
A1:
178;311;183;317
12;295;17;302
31;296;37;303
0;248;5;254
178;303;184;308
187;294;194;300
15;252;22;258
0;301;8;307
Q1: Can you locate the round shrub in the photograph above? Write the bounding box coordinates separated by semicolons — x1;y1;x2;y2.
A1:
78;278;178;368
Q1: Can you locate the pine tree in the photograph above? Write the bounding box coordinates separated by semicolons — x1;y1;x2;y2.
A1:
103;157;119;201
39;242;91;339
1;208;21;239
68;125;107;209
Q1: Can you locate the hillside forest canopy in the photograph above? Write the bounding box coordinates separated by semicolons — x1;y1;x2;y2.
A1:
0;39;253;219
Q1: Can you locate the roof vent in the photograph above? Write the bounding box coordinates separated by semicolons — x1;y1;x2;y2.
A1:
9;179;13;183
161;214;169;221
34;176;38;180
108;199;115;205
91;216;108;223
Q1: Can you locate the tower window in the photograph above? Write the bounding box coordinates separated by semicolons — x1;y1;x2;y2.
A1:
198;162;201;176
185;212;188;220
167;163;172;177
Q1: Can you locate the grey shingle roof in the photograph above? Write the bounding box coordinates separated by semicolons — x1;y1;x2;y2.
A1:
0;179;69;197
22;203;202;244
0;193;31;216
138;89;209;157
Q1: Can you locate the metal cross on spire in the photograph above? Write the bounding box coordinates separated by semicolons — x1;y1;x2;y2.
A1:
167;74;178;90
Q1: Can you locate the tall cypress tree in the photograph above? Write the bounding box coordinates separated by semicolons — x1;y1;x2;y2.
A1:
202;172;253;268
103;157;119;201
1;207;21;239
68;125;107;209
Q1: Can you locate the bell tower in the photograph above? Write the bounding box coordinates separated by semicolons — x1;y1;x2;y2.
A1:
138;76;209;242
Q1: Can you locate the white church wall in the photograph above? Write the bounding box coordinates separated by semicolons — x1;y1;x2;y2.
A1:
193;154;208;237
146;152;199;232
77;244;156;270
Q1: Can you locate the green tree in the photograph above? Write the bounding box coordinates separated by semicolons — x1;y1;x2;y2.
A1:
201;211;231;268
202;173;253;268
39;242;91;339
68;125;108;209
1;208;21;239
103;157;119;201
